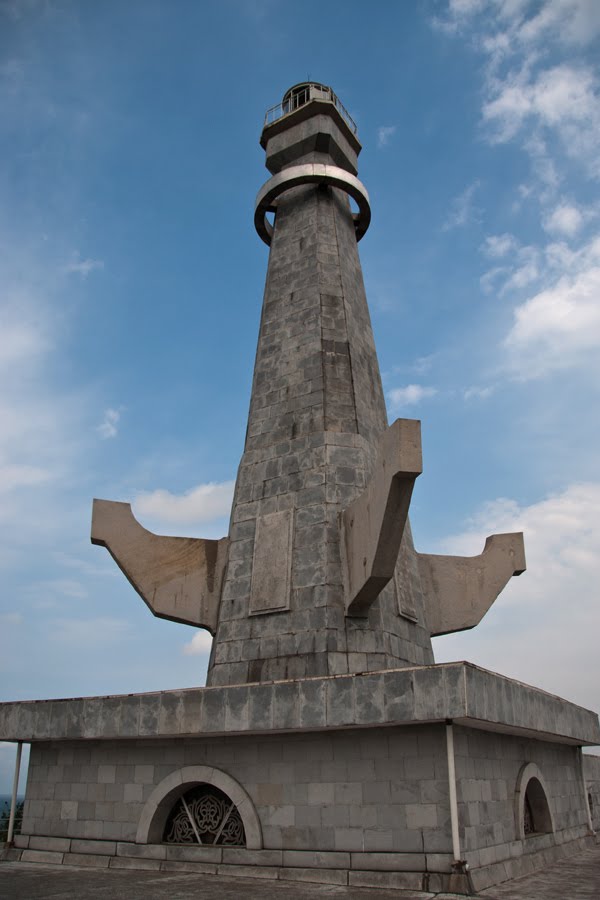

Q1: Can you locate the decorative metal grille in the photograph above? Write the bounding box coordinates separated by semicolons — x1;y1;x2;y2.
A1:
163;784;246;846
523;793;535;835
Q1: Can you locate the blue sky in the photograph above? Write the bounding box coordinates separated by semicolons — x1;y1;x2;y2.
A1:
2;0;600;791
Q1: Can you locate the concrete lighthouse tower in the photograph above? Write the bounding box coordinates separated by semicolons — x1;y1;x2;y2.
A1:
208;81;434;684
3;83;598;895
90;81;526;684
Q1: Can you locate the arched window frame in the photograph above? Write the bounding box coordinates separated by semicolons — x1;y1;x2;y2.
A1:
514;762;555;840
136;765;263;849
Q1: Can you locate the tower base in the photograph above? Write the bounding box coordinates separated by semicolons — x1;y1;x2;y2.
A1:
1;663;599;894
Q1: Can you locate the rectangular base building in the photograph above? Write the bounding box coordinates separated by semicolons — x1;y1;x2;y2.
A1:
2;663;598;893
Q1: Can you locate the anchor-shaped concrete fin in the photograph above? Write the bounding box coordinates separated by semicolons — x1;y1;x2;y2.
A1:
418;533;526;637
341;418;423;617
91;499;228;633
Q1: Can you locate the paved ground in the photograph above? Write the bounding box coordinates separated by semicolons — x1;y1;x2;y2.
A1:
0;843;599;900
479;843;600;899
0;863;442;900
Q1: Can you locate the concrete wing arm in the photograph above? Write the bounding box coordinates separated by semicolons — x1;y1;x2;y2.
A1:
91;499;228;633
341;419;422;617
418;533;526;637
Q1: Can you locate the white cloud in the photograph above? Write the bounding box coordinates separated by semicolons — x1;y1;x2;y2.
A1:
484;64;598;140
388;384;438;409
483;242;542;297
134;480;235;525
0;463;51;493
0;316;49;370
480;265;509;293
543;201;585;236
433;481;600;710
481;232;518;258
483;62;600;179
442;180;481;230
24;578;88;603
503;235;600;376
63;257;104;278
183;630;213;656
377;125;396;148
48;616;130;644
413;355;435;375
463;385;494;400
0;237;92;537
96;408;121;439
517;0;600;47
500;253;540;293
441;0;600;48
438;3;600;191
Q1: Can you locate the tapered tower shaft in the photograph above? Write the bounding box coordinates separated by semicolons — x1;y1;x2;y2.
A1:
207;84;434;685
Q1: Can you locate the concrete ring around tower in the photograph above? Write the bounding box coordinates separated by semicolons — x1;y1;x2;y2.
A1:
254;163;371;245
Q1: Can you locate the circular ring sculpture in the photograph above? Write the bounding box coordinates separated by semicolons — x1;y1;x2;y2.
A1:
254;163;371;246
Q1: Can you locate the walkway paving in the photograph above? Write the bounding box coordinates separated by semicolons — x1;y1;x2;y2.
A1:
479;842;600;899
1;843;599;900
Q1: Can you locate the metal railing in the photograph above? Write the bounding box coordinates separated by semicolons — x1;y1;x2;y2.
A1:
0;799;23;842
263;84;357;134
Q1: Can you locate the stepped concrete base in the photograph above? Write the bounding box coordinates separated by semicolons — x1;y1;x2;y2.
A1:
1;664;598;894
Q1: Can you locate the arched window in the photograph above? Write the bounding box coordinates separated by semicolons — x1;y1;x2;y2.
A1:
523;777;553;836
515;763;555;840
163;783;246;846
136;765;263;849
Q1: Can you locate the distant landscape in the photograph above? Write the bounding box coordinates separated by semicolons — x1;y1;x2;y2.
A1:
0;795;24;809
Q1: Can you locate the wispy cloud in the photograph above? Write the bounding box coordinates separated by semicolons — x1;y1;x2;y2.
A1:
134;480;235;526
388;384;438;410
63;257;104;278
96;407;121;439
48;616;130;645
434;480;600;709
463;384;494;400
542;201;585;236
377;125;396;148
481;232;519;258
503;234;600;378
483;64;600;180
442;180;481;230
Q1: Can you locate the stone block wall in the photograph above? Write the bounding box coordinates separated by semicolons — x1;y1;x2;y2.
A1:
208;123;435;685
21;725;452;860
583;753;600;831
17;721;597;890
453;726;591;871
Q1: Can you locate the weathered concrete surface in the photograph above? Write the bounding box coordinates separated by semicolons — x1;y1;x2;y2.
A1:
208;98;436;684
0;663;598;745
10;724;594;876
419;534;526;637
2;840;600;898
479;839;600;898
91;500;228;632
584;753;600;831
0;859;434;899
341;419;422;617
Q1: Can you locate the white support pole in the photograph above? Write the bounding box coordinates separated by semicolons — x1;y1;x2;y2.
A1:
446;722;462;864
6;742;23;846
579;747;595;834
